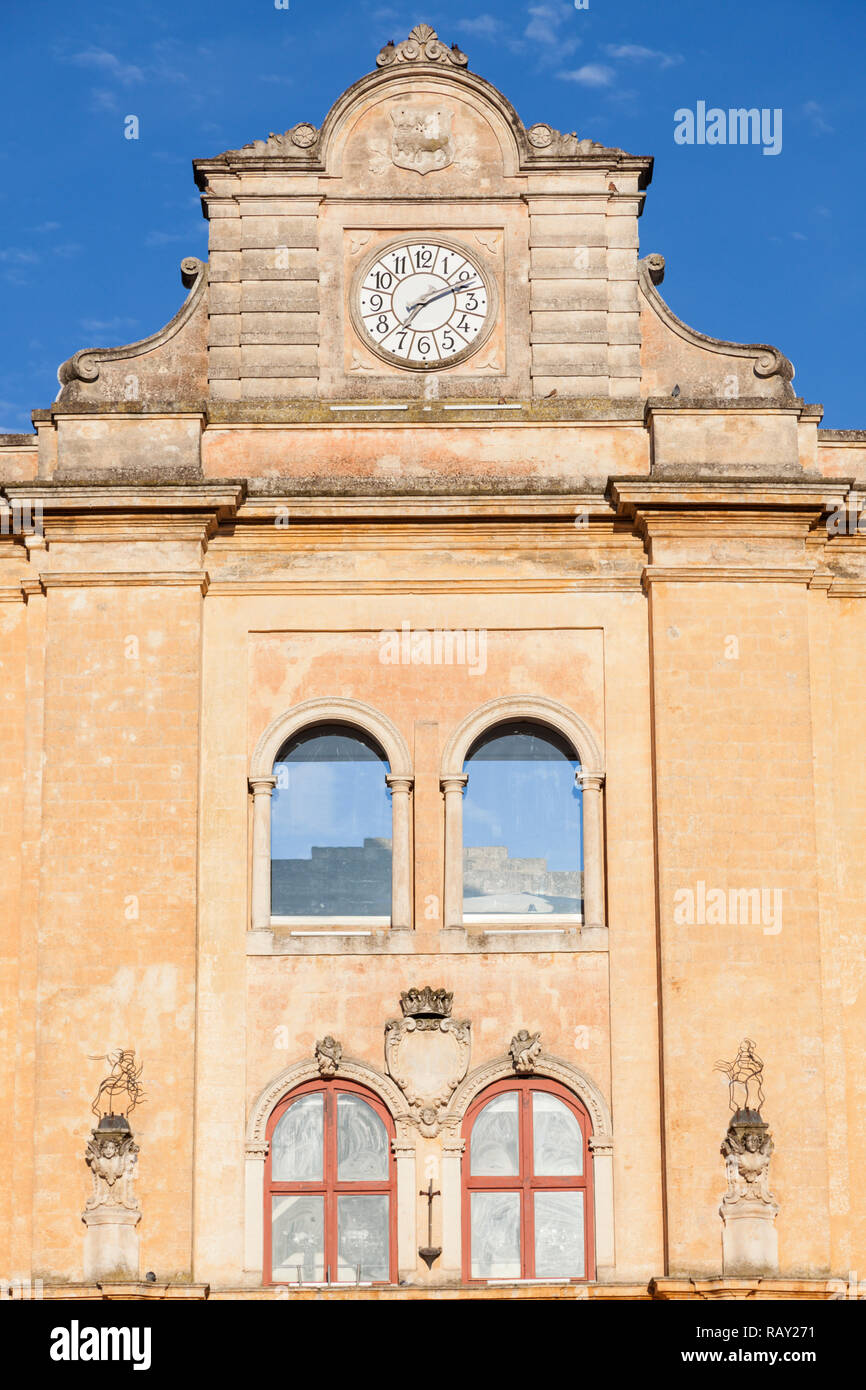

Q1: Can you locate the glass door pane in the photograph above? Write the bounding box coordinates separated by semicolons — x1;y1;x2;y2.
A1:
470;1191;521;1278
532;1092;583;1175
271;1194;325;1281
271;1093;323;1181
470;1092;520;1175
337;1194;390;1281
533;1190;585;1278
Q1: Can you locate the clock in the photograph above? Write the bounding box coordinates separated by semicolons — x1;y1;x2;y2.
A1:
350;237;497;370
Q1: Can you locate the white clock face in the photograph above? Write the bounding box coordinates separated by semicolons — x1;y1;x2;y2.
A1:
353;239;494;369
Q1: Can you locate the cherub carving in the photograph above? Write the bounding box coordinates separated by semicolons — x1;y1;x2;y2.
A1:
84;1133;140;1211
509;1029;542;1075
720;1128;776;1206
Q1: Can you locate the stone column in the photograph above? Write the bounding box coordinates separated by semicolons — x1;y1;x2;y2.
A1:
589;1136;615;1278
244;1143;269;1274
441;774;468;930
576;771;605;927
385;774;413;929
393;1140;417;1280
441;1133;465;1277
81;1116;142;1282
249;775;277;930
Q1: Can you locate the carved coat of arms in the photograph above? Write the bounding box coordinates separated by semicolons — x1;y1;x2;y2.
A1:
384;988;470;1134
390;107;454;175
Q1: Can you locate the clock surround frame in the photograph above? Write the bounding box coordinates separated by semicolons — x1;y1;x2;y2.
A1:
348;234;500;373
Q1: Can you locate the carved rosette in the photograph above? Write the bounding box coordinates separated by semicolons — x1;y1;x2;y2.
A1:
376;24;468;69
384;988;470;1135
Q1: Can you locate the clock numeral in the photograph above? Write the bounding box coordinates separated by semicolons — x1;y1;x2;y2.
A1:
372;270;393;290
440;329;456;354
391;254;408;276
416;335;433;355
375;314;390;335
456;314;473;333
368;293;384;311
415;247;434;269
463;293;479;312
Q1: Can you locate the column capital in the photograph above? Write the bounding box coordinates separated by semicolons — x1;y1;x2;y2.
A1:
440;773;469;794
249;775;277;795
576;770;605;792
385;773;414;794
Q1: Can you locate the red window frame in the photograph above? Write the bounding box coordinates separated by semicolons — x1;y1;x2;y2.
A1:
264;1078;397;1285
462;1077;595;1282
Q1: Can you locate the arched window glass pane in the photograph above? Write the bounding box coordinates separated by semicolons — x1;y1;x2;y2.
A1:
271;1093;323;1181
271;723;392;917
533;1191;585;1278
337;1094;389;1180
337;1195;390;1281
532;1092;583;1176
462;722;582;916
470;1192;521;1278
271;1194;325;1281
470;1092;519;1175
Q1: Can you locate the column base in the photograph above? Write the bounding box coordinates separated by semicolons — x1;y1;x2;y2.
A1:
82;1207;141;1283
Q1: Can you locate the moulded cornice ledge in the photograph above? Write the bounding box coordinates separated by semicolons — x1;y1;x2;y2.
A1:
638;253;794;389
55;257;207;390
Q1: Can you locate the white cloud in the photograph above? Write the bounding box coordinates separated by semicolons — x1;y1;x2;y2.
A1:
0;248;40;264
65;48;144;85
524;3;580;60
603;43;683;69
558;64;614;88
80;316;139;337
803;100;833;134
456;15;501;38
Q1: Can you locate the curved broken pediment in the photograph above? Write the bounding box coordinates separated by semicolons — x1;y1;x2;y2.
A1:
56;257;208;408
639;253;794;402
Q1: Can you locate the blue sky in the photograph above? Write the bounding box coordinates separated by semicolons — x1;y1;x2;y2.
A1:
1;0;863;432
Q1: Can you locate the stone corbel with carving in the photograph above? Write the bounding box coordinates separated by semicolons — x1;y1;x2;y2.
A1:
315;1036;343;1077
509;1029;542;1074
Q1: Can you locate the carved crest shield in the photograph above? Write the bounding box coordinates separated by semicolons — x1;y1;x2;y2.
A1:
390;106;454;175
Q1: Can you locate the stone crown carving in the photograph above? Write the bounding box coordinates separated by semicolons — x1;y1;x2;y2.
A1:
400;987;452;1019
376;24;468;70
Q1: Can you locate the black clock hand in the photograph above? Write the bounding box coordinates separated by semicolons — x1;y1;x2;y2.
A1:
404;279;481;324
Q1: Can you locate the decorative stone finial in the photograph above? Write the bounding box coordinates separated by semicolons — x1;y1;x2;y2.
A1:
315;1036;343;1077
376;25;468;69
509;1029;542;1074
714;1040;779;1275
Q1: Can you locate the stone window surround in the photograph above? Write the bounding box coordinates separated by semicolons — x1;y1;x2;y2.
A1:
248;696;415;931
244;1053;614;1284
439;695;606;931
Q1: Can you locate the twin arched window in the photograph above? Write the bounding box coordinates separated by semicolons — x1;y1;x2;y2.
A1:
264;1078;593;1286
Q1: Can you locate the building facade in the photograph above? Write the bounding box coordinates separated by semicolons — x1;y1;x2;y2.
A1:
1;24;865;1300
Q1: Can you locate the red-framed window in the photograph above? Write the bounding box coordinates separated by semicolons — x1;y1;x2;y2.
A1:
462;1078;594;1282
264;1079;397;1285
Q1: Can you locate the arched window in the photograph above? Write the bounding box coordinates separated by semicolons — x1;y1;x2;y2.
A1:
265;1080;397;1285
271;723;392;920
462;1079;594;1282
462;721;582;921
